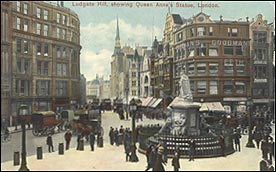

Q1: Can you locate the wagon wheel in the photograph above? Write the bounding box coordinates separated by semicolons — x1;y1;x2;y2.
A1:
32;128;40;136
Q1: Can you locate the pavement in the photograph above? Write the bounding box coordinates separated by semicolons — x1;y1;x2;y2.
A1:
1;111;275;171
1;126;275;171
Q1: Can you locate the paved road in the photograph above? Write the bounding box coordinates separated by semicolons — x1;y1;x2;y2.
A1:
1;111;164;163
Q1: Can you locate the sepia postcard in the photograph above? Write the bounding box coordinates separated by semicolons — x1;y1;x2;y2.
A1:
1;1;275;171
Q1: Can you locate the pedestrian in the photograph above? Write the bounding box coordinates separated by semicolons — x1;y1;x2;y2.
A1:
189;138;196;161
267;160;274;171
124;138;131;161
46;134;54;153
146;144;153;163
268;137;274;161
145;145;156;171
119;125;124;145
153;145;166;171
89;132;95;151
4;127;9;141
261;138;269;160
162;142;168;164
76;132;82;150
253;131;262;149
233;130;241;152
114;128;119;146
109;127;114;145
259;159;268;171
218;134;226;157
172;150;180;171
64;129;72;150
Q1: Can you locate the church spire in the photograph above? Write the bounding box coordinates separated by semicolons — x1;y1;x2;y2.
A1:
115;15;121;50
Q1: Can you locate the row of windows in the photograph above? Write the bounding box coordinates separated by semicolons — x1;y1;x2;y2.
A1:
16;1;78;28
16;38;79;62
15;58;79;77
15;80;77;97
174;45;246;60
176;26;239;42
188;80;247;95
15;17;78;42
174;59;246;77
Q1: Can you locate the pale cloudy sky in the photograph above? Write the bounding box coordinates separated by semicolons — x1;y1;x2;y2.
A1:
63;1;275;81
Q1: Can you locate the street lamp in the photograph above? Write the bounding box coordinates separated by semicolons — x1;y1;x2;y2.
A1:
18;104;30;171
129;98;139;162
125;87;129;120
246;98;255;148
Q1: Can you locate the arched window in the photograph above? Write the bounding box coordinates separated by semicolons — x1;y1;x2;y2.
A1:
144;76;149;84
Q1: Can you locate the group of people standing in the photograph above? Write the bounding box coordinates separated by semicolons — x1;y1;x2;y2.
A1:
109;125;132;161
46;129;98;153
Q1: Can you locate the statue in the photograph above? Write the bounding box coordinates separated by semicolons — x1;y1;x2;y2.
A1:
179;74;193;101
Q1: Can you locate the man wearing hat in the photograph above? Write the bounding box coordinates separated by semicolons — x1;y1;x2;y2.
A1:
64;129;72;150
153;144;166;171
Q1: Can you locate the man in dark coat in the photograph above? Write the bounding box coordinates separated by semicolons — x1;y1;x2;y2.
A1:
114;128;119;146
89;132;96;151
261;138;269;160
268;137;274;161
219;134;226;157
109;127;114;145
145;146;157;171
76;133;82;150
153;145;165;171
253;131;262;149
124;138;131;161
233;130;241;152
46;134;54;153
64;129;72;150
172;151;180;171
189;139;196;161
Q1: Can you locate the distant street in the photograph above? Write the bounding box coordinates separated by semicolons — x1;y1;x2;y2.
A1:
1;111;164;163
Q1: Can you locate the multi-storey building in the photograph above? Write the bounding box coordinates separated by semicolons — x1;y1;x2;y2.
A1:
173;12;251;113
150;37;163;98
1;1;13;124
10;1;81;117
250;14;274;113
140;49;152;98
163;12;183;100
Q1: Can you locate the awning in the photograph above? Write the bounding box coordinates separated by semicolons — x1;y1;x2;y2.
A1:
147;98;157;107
150;98;163;108
142;97;153;106
199;102;225;112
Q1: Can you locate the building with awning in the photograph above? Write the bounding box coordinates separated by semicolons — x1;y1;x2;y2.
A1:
199;102;225;112
150;98;163;108
147;98;157;107
142;97;153;107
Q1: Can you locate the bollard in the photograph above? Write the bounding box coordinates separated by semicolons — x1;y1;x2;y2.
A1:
98;137;103;148
14;151;20;166
79;139;84;151
37;146;43;159
58;143;64;155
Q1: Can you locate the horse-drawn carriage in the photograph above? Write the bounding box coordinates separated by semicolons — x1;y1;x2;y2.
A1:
31;111;63;136
62;108;101;137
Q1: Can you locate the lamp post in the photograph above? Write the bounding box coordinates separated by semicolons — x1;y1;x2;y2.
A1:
125;87;129;120
129;98;139;162
18;104;30;171
246;97;255;148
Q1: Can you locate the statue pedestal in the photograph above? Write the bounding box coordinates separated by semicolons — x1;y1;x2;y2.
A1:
169;97;201;136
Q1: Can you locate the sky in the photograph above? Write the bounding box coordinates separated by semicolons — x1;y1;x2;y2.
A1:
61;1;275;81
